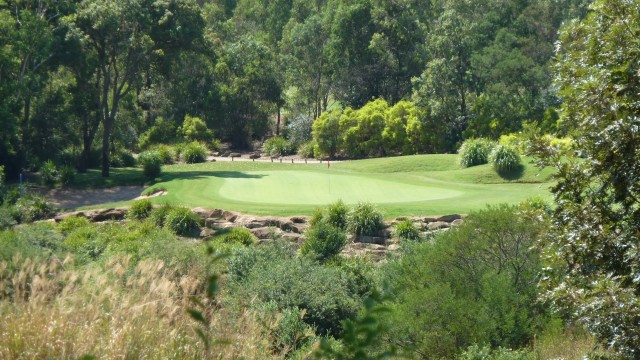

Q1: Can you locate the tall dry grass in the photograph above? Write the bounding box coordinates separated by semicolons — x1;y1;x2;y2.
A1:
0;255;274;359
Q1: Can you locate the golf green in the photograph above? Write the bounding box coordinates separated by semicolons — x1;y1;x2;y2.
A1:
76;154;554;216
218;170;462;205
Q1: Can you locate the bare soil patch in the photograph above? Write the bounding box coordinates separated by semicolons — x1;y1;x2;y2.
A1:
41;186;145;209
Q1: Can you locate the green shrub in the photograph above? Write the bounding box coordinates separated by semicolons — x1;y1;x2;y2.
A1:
309;207;325;226
286;115;314;146
229;242;359;336
39;160;58;187
219;227;257;245
458;138;495;167
181;141;208;164
152;144;175;164
57;216;91;234
138;117;178;150
301;221;348;262
257;302;313;355
180;115;214;143
110;149;136;167
14;195;55;223
150;203;174;226
335;256;378;298
380;205;546;358
348;202;385;237
309;201;349;230
57;165;76;186
208;138;222;152
326;200;349;230
297;140;315;159
164;207;200;237
489;144;521;173
128;199;153;220
394;219;420;240
0;206;17;230
138;150;162;179
264;136;294;157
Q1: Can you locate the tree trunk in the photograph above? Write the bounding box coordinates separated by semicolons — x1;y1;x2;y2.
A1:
22;96;31;160
101;116;113;177
276;107;281;136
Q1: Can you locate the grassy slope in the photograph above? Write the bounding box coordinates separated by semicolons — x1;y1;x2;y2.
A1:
76;154;554;217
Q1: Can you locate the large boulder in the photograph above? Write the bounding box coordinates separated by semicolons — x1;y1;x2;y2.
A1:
91;208;127;222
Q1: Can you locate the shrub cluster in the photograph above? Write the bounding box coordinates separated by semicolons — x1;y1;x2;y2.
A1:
181;141;208;164
163;207;201;237
152;144;176;164
39;160;58;187
490;144;521;173
348;202;385;237
301;221;348;262
180;115;214;143
138;117;178;150
138;150;162;179
263;136;295;157
128;199;153;220
218;227;257;245
110;148;136;168
12;194;56;223
458;138;495;167
228;242;361;337
379;204;549;358
394;219;420;240
312;99;427;158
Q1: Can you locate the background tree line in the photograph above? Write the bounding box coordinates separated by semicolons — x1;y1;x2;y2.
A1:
0;0;588;177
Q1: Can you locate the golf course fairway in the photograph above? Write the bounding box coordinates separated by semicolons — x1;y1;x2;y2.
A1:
106;154;555;217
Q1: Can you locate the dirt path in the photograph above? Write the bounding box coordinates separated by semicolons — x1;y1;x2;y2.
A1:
41;186;145;209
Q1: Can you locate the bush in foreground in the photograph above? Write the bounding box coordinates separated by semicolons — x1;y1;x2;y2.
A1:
228;242;360;337
164;207;200;236
128;199;153;220
14;194;55;223
301;221;348;262
394;219;420;240
219;227;257;245
348;202;385;237
458;138;495;167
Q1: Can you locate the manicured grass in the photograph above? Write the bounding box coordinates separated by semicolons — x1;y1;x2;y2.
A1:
77;154;554;217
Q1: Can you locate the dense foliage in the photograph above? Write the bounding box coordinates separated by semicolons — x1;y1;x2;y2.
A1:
0;0;588;175
458;138;495;167
531;0;640;356
380;205;548;358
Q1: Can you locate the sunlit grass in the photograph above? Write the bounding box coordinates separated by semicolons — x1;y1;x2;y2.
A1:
0;255;274;359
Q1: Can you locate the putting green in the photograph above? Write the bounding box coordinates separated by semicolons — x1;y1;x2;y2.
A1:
77;154;554;216
218;171;462;205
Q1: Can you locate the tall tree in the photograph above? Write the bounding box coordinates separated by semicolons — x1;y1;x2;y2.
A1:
68;0;203;176
535;0;640;356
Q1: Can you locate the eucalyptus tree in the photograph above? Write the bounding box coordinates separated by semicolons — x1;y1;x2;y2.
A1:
67;0;204;176
534;0;640;355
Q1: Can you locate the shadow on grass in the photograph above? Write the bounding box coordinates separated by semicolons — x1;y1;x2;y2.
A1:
158;170;266;182
496;164;525;181
72;169;267;189
71;168;146;189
